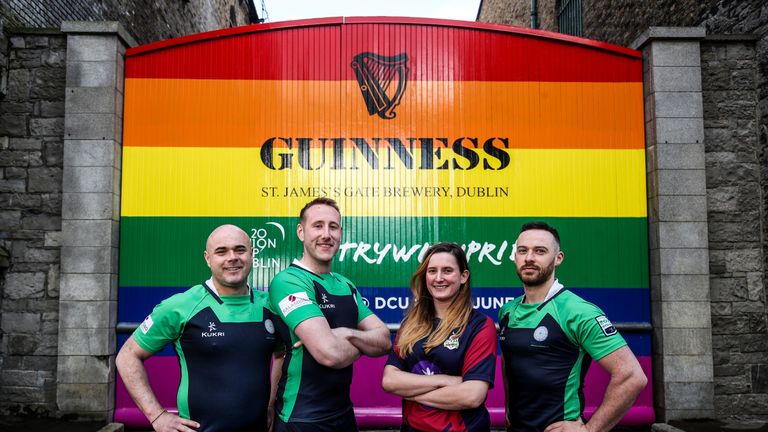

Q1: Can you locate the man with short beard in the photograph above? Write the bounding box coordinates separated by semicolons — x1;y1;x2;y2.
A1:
498;222;647;432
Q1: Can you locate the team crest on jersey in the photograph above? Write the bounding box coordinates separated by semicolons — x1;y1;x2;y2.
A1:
139;315;154;334
443;333;460;350
264;319;275;334
533;325;549;342
279;291;312;317
595;315;617;336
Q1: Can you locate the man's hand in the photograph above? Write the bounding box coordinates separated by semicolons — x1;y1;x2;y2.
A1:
151;410;200;431
544;418;588;432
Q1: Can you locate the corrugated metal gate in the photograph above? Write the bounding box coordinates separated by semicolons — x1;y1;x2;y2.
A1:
116;17;653;428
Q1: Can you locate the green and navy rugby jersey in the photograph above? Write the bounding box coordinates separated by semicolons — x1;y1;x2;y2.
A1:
498;282;626;431
133;281;279;431
268;261;373;423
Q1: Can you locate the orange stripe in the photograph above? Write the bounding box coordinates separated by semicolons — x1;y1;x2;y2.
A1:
124;79;644;149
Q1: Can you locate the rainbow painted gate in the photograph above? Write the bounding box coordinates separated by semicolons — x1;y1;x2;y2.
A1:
116;17;654;427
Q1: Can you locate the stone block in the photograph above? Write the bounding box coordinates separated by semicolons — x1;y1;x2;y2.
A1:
656;143;705;170
66;87;117;114
711;302;732;315
21;213;61;231
56;382;114;412
6;69;31;101
725;248;762;273
62;219;113;247
654;91;703;118
706;186;741;213
661;327;713;355
44;231;62;247
40;100;65;118
663;355;713;382
66;61;117;88
9;138;43;150
27;167;62;192
746;272;763;301
650;40;702;67
652;66;702;92
0;113;28;136
43;140;63;166
658;222;708;248
0;210;22;230
659;274;710;301
57;355;115;384
60;246;114;273
66;35;117;62
59;301;116;329
63;166;114;193
1;370;40;387
29;118;65;137
657;195;708;222
1;312;41;334
657;169;706;195
710;277;748;302
63;140;116;167
664;381;714;411
659;248;709;275
59;273;114;301
4;272;46;299
47;264;60;297
661;301;711;328
7;334;57;355
62;192;114;219
57;328;115;356
64;113;116;141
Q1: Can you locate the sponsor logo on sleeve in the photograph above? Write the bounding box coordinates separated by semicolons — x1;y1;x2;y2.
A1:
278;292;312;317
139;315;154;334
595;315;618;337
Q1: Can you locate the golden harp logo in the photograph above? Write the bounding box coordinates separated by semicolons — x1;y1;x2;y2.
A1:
351;52;410;119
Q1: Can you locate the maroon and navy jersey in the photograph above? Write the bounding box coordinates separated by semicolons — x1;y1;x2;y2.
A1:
387;309;497;432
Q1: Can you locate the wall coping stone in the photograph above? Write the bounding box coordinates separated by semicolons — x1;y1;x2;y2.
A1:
631;26;706;50
60;21;137;48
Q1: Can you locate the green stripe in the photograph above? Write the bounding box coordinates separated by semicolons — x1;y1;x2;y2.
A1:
119;216;648;289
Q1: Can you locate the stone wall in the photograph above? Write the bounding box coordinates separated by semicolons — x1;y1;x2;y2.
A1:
701;37;768;419
2;0;252;45
476;0;557;32
0;29;66;415
0;0;253;418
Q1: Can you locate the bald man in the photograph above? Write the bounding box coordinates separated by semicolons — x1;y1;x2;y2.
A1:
117;225;284;431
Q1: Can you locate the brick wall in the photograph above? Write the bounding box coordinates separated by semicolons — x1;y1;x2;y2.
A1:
0;29;66;415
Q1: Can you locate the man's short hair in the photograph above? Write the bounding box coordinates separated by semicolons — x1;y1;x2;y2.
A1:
520;221;560;245
299;197;341;222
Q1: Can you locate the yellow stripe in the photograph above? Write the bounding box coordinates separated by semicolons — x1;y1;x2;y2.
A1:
124;79;643;150
122;147;646;217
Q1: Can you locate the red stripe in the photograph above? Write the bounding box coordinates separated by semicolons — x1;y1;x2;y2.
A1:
126;19;640;82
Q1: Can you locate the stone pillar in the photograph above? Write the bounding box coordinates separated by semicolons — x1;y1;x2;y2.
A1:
57;21;135;420
631;27;714;420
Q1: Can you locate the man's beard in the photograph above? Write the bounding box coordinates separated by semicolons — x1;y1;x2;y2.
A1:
516;259;556;287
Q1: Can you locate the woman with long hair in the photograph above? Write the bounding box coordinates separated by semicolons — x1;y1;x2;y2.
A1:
382;242;497;432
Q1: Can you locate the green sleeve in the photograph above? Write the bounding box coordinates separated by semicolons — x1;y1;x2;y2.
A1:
568;301;627;361
268;270;323;332
131;294;187;353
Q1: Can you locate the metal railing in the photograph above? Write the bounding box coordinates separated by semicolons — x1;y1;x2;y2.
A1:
557;0;583;37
